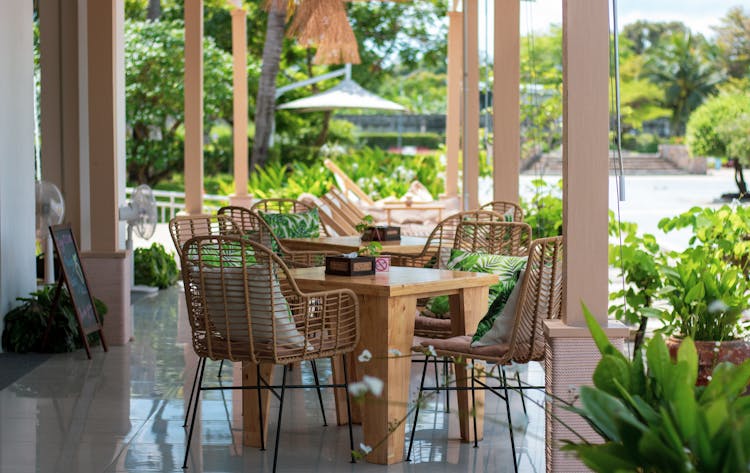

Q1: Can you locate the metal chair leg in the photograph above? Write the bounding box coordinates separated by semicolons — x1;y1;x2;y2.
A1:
406;355;430;462
272;365;288;473
310;360;328;426
471;365;478;448
256;364;266;451
444;356;451;413
218;359;225;378
341;354;356;463
515;370;527;415
183;357;202;427
501;369;518;473
433;357;440;394
183;357;206;469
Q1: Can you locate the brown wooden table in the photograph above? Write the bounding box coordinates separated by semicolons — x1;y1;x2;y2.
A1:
280;235;430;255
241;266;497;465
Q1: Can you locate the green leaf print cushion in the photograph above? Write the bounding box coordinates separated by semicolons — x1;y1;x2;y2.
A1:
258;209;322;239
443;249;527;344
422;249;526;320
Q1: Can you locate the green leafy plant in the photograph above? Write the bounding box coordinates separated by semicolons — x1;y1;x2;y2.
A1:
134;243;179;289
563;306;750;473
657;246;749;341
659;205;750;277
521;178;563;238
355;215;375;235
608;212;664;350
357;241;382;257
2;286;107;353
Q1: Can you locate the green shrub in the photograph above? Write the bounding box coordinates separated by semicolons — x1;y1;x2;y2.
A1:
134;243;179;289
520;179;563;238
686;92;750;158
2;286;108;353
358;132;444;150
620;132;660;153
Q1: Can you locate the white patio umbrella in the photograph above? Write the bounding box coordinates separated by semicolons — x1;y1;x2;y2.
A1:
277;78;406;112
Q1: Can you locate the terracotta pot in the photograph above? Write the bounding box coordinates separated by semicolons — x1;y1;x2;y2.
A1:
666;337;750;386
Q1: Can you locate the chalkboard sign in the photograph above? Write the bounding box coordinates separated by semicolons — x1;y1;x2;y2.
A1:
48;224;107;358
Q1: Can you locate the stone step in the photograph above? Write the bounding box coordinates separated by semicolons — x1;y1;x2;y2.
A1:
522;155;687;175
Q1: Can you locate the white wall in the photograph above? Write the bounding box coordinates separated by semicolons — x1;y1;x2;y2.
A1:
0;1;37;347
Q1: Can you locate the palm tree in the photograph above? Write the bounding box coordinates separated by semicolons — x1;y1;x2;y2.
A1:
645;32;723;136
250;3;287;171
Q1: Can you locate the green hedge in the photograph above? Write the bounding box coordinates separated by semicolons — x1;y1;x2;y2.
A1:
358;132;444;150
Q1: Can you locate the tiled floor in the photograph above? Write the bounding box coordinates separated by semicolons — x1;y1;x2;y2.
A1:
0;286;545;473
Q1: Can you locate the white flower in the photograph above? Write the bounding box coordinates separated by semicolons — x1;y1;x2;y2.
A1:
465;361;474;371
708;300;729;313
426;345;437;357
359;443;372;455
348;382;367;397
363;375;384;397
358;349;372;363
388;348;402;357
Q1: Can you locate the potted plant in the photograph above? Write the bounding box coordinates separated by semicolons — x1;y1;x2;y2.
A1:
563;306;750;472
358;241;390;272
356;214;400;242
656;246;750;385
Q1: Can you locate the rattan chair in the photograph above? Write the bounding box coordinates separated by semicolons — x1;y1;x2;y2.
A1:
180;235;360;472
251;198;331;237
406;236;563;471
218;205;340;268
405;216;533;339
479;200;524;222
168;214;242;258
383;210;506;269
168;214;245;427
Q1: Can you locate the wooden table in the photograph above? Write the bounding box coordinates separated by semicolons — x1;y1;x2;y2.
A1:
280;235;430;255
242;266;497;465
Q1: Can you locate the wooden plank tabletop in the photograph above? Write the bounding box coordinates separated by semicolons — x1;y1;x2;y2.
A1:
280;235;430;255
288;266;498;297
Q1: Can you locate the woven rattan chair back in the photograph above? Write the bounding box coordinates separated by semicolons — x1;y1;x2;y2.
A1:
181;235;359;365
479;200;524;222
387;210;505;268
251;198;330;237
218;206;338;268
168;214;241;257
504;236;563;364
453;220;532;257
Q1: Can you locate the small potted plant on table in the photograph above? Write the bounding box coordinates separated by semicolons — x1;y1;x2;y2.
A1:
358;241;390;272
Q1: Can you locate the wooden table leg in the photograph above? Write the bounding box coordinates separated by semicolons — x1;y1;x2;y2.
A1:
242;361;273;447
449;286;489;443
355;294;416;464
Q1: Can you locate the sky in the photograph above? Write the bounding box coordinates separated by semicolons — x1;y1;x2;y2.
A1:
477;0;745;54
518;0;743;37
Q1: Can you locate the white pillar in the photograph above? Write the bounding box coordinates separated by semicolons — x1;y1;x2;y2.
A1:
184;0;204;215
0;1;37;345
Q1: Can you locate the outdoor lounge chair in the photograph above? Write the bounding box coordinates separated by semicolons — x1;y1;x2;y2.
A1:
406;236;563;472
179;235;359;472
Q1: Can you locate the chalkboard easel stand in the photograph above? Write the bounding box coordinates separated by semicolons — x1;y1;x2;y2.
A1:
42;224;108;359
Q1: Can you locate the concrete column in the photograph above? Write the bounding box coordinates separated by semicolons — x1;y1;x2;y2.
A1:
184;0;204;215
462;0;479;210
85;0;131;345
0;1;37;340
544;1;618;471
443;9;462;200
561;0;609;326
492;0;520;204
229;6;253;209
39;0;83;241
